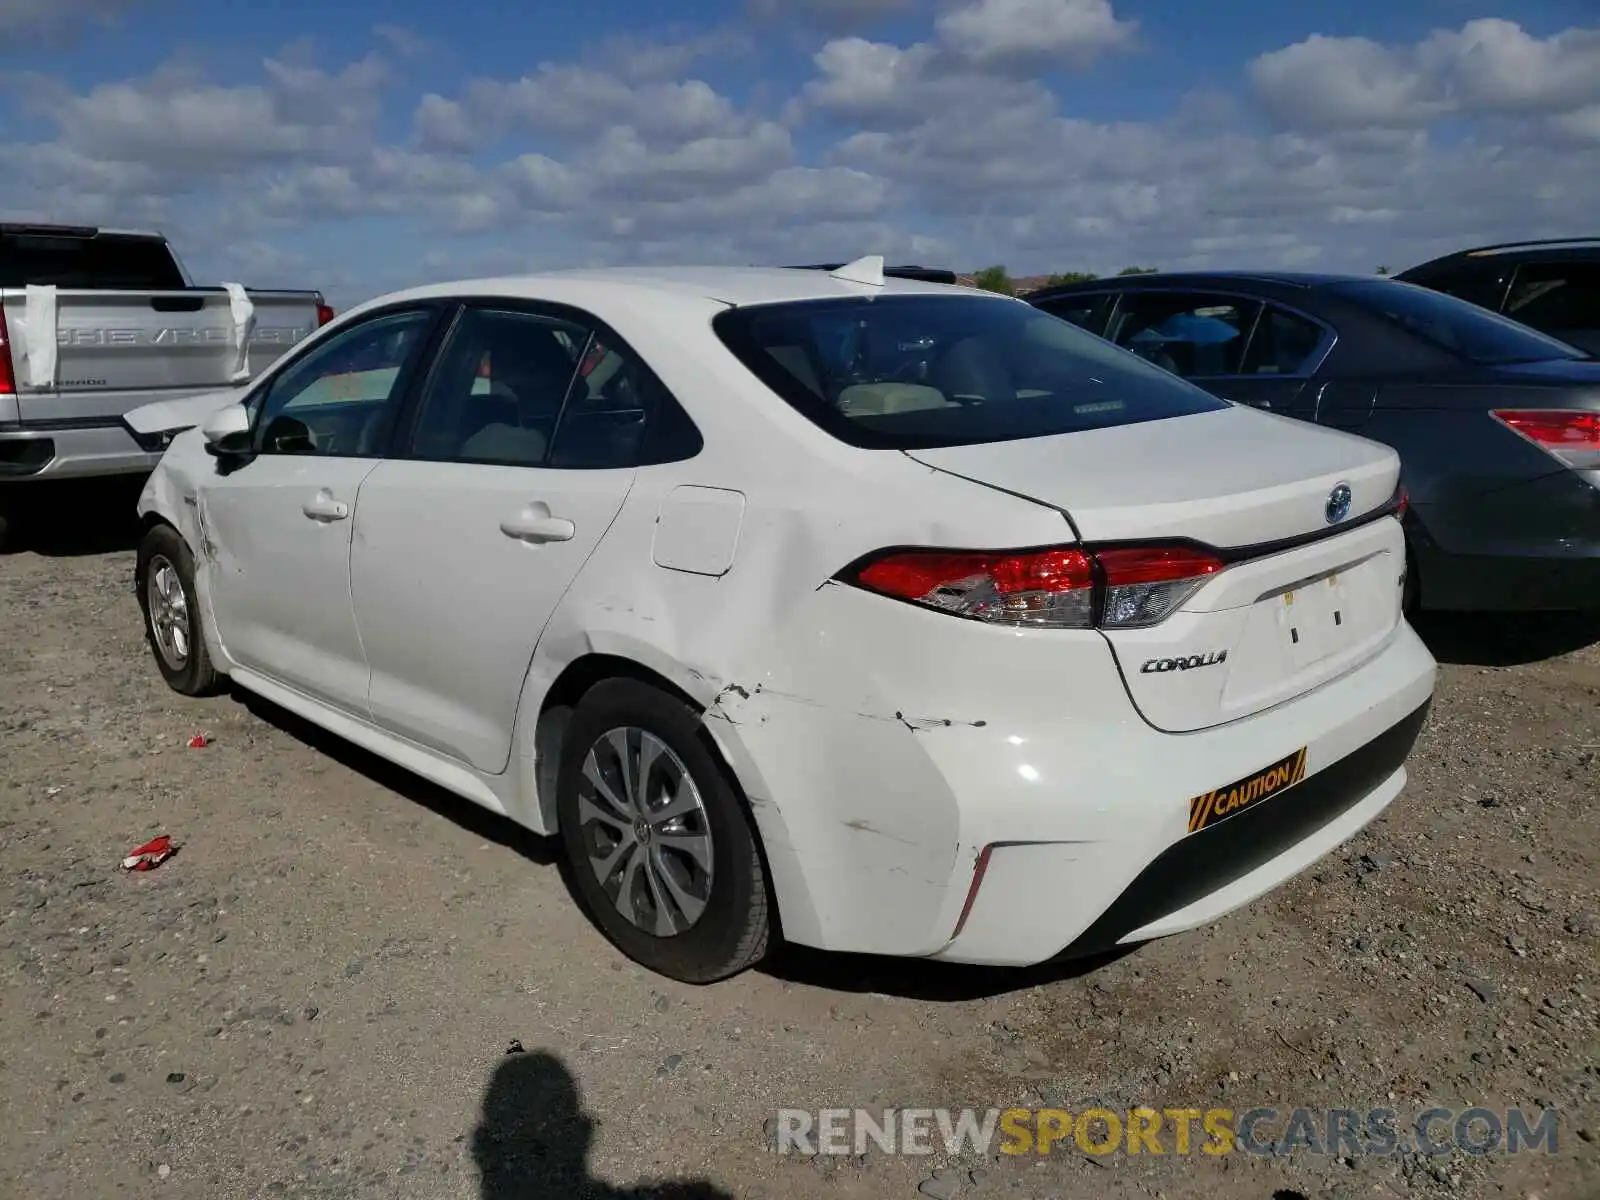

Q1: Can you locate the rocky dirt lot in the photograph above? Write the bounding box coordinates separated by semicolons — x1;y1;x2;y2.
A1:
2;484;1597;1200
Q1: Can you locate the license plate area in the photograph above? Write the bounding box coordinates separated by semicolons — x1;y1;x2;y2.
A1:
1217;549;1397;719
1101;518;1404;734
1272;567;1356;669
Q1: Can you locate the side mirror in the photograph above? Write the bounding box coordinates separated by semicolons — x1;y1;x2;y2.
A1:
201;403;253;460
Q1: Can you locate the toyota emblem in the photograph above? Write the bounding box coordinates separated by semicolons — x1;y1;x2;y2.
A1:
1325;482;1353;524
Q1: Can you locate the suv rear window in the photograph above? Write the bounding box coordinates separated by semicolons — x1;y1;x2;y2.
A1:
1327;279;1586;365
711;294;1228;449
0;231;186;290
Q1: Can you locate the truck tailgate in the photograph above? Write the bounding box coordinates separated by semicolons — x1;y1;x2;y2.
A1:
6;289;320;423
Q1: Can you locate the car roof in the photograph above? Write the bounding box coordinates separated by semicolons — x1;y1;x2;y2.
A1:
0;222;167;239
1025;270;1382;297
1400;238;1600;275
363;265;992;315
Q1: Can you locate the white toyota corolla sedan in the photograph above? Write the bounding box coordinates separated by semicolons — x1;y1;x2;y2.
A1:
128;257;1437;983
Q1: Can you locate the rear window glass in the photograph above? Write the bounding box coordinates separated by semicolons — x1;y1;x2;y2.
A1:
711;294;1228;450
0;232;186;290
1327;279;1586;365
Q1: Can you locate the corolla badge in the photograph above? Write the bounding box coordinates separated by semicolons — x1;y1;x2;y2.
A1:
1325;482;1353;525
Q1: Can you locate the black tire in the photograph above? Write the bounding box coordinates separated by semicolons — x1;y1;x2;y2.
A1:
136;523;221;697
556;678;771;983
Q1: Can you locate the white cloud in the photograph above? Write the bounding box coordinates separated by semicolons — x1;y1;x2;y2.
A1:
1248;36;1443;131
413;93;477;154
1552;104;1600;143
1252;18;1600;135
800;0;1135;125
372;23;431;57
802;37;1051;127
23;53;387;177
935;0;1136;68
583;121;794;200
458;68;752;147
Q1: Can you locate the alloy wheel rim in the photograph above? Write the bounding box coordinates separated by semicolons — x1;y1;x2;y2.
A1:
577;726;714;937
147;556;191;670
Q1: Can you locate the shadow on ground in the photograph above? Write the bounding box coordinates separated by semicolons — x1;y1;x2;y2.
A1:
233;688;562;867
761;940;1141;1002
1413;611;1600;667
0;477;146;558
473;1049;733;1199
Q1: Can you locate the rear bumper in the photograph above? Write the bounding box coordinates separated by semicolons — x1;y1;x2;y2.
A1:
1055;700;1428;959
1409;469;1600;612
709;582;1437;966
1412;543;1600;611
0;422;163;480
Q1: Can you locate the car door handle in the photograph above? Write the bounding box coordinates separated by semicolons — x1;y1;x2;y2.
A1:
302;491;350;522
500;502;575;543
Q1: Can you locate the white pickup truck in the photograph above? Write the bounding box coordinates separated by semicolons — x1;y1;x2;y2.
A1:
0;223;330;549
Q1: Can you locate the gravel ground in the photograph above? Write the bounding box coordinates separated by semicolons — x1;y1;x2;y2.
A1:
2;485;1597;1200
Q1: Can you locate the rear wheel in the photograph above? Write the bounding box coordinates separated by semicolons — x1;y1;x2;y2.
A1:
137;524;220;696
556;678;771;983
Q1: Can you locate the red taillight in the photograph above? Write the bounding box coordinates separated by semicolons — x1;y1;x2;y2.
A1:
1095;546;1223;585
316;303;335;327
0;306;14;396
1095;545;1224;628
855;547;1096;628
1393;485;1408;522
846;543;1222;630
1492;409;1600;469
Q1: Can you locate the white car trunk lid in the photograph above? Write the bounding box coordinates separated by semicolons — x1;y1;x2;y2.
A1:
908;406;1407;732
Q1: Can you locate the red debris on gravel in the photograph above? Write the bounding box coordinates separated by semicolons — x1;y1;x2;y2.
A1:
122;835;177;871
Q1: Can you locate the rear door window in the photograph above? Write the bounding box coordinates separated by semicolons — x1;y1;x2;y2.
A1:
405;305;704;470
1105;292;1260;378
1033;293;1115;336
1399;263;1513;313
1238;306;1328;376
711;294;1227;450
1504;262;1600;338
1327;278;1586;364
408;308;586;467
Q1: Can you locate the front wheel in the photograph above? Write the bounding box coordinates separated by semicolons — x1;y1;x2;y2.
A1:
556;678;771;983
136;524;220;696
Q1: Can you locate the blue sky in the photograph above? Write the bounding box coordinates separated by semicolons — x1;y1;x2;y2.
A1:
4;0;1598;305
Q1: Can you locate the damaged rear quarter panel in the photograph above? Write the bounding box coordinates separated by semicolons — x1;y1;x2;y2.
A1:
517;372;1071;953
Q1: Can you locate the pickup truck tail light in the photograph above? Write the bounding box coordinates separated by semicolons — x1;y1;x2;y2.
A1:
0;306;14;396
316;303;335;327
1491;409;1600;470
842;543;1223;630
